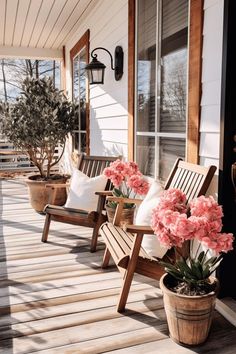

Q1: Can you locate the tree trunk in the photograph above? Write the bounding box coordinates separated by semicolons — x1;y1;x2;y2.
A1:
35;60;39;78
26;60;33;77
52;60;56;86
1;59;8;102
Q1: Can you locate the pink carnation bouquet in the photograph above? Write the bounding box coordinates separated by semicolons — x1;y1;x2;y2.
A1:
103;159;149;209
151;188;234;294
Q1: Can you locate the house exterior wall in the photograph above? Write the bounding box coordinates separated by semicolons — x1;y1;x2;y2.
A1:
64;0;225;193
64;0;129;167
199;0;224;195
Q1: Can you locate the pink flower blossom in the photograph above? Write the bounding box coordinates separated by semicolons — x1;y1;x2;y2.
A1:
214;233;234;253
103;159;149;198
190;196;223;221
109;160;128;177
158;189;188;214
201;232;234;255
103;167;115;179
170;214;196;240
151;188;234;256
127;175;150;195
188;216;209;240
126;161;141;176
157;229;184;248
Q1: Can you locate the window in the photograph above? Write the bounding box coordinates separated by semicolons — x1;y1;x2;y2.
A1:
70;30;89;154
135;0;189;180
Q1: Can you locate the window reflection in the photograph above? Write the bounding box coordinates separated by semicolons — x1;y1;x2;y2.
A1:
72;47;87;153
136;0;188;179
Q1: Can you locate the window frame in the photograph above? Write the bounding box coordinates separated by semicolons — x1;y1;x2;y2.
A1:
70;29;90;155
128;0;204;168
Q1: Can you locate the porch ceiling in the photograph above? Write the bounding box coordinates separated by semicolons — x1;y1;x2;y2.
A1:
0;0;92;60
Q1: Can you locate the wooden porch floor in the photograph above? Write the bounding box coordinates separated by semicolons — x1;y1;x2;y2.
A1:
0;178;236;354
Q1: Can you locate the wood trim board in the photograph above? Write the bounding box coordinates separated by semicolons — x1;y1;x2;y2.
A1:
128;0;135;161
187;0;204;163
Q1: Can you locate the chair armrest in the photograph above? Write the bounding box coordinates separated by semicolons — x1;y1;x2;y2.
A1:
106;196;143;205
95;191;113;196
125;225;155;234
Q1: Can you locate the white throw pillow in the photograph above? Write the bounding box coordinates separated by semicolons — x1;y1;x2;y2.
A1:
64;169;107;212
135;180;168;259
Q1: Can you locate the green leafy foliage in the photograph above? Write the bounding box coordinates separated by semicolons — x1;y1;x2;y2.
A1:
161;251;223;289
0;77;79;178
107;188;135;210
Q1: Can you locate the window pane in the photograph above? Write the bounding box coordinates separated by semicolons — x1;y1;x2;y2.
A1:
80;133;87;153
73;56;79;101
73;132;79;151
158;0;188;133
135;0;188;180
79;48;87;131
159;48;187;133
137;0;156;132
136;136;155;177
72;45;88;153
158;137;185;181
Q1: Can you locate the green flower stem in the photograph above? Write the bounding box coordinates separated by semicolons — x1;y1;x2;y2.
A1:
202;249;209;264
194;242;202;261
175;247;184;260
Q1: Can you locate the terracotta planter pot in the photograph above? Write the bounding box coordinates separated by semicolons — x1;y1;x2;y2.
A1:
105;204;135;227
160;273;219;346
26;175;68;213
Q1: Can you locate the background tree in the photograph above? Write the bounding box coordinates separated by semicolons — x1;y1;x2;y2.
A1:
0;59;60;102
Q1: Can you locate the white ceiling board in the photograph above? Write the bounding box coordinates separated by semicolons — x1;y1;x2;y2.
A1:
4;0;19;46
28;0;55;47
55;0;93;49
12;0;31;47
44;0;80;49
36;0;68;48
20;0;44;47
0;0;92;52
0;0;7;45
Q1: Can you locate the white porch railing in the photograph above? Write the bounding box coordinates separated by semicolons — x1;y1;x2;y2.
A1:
0;135;59;173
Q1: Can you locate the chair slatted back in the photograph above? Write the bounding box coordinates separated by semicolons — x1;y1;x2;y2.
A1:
77;154;120;190
164;158;217;203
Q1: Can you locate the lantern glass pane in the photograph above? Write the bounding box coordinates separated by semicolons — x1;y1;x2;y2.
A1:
92;68;104;84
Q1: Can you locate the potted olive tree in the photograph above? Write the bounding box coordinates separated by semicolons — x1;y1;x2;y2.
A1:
0;76;78;212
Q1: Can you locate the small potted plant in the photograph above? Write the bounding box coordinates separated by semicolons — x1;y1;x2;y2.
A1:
103;159;149;225
0;76;78;212
151;189;234;346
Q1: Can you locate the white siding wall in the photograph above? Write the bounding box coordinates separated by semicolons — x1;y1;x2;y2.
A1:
199;0;224;196
65;0;128;164
63;0;225;193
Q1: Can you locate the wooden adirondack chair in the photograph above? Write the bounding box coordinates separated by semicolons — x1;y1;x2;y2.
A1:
41;154;120;252
100;158;217;312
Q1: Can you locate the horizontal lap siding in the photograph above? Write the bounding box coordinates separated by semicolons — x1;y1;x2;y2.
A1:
199;0;224;195
65;0;128;160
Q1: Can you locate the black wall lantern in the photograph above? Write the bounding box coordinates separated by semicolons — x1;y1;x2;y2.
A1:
85;46;123;84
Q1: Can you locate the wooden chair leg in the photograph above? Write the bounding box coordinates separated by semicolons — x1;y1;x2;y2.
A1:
117;233;143;313
90;223;100;253
91;213;107;252
117;266;136;313
41;214;51;242
102;247;111;268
